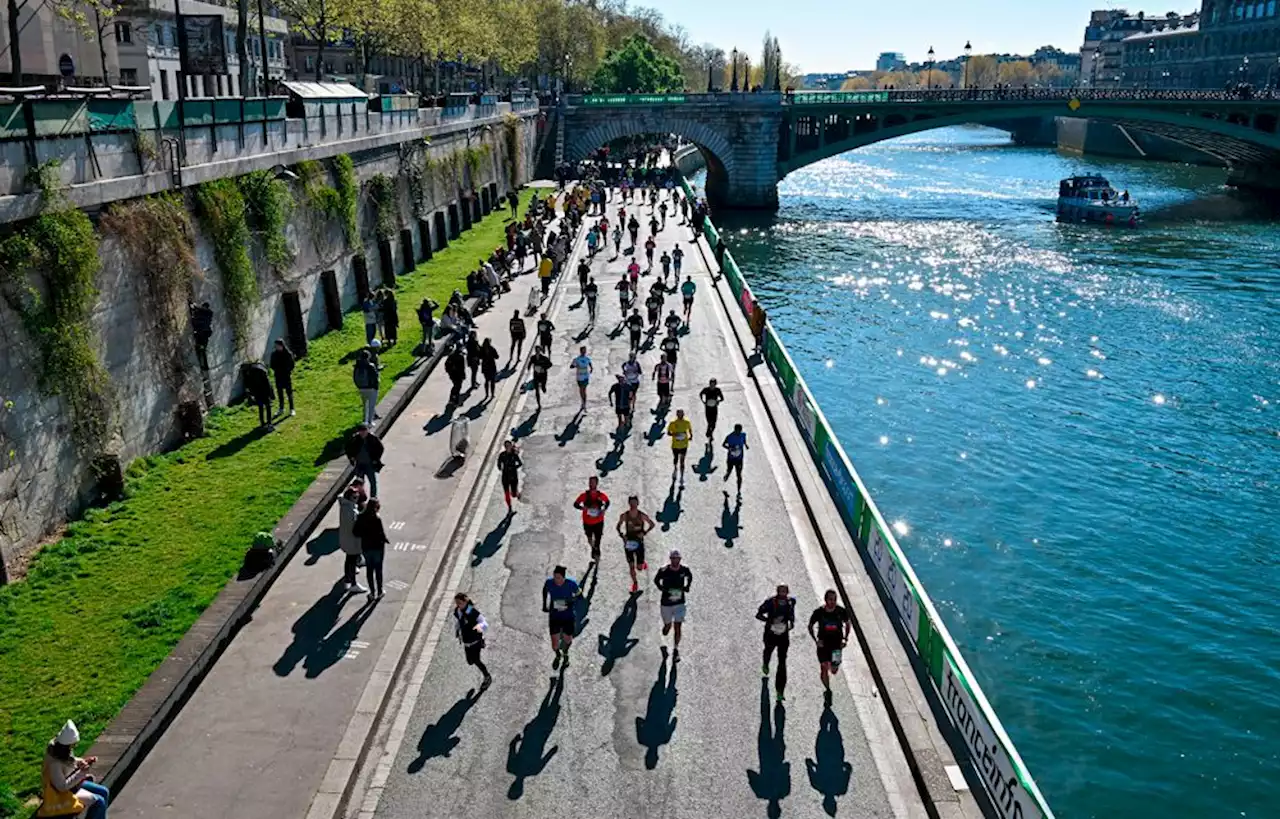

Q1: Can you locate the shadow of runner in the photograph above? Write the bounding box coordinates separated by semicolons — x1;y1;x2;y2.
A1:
657;484;683;532
747;681;791;819
424;405;455;435
805;705;852;817
694;443;717;482
205;423;272;462
507;671;566;799
716;493;741;548
304;527;340;566
272;585;354;677
598;591;641;676
595;438;626;477
556;413;582;447
574;560;599;636
511;407;540;440
472;511;514;566
407;688;482;773
635;655;679;769
304;597;377;678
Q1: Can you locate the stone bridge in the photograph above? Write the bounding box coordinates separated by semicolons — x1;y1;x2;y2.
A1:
561;90;1280;209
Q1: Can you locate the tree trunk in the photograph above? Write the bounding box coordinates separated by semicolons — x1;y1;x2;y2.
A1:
236;0;251;95
8;0;22;84
313;30;325;81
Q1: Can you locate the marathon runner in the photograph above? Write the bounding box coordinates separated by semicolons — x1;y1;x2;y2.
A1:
611;223;623;258
616;495;655;593
672;244;684;277
583;277;599;324
577;258;590;293
723;423;749;495
573;476;610;562
681;275;697;324
645;289;663;332
571;345;592;410
627;257;641;292
453;593;491;690
655;550;692;660
496;439;522;511
542;565;581;670
536;313;555;359
663;308;682;338
660;329;680;375
699;378;724;440
622;353;643;413
627;214;640;246
659;250;672;282
644;236;656;271
526;346;552;410
608;374;633;429
652;354;674;407
756;584;796;702
616;274;633;316
667;408;693;487
808;589;852;701
508;309;527;362
658;200;668;229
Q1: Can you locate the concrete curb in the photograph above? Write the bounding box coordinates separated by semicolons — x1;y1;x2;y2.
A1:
88;215;502;795
686;223;987;819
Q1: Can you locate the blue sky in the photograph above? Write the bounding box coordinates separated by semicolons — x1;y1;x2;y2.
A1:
639;0;1190;72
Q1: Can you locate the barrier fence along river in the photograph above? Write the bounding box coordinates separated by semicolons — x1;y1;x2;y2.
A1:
682;177;1055;819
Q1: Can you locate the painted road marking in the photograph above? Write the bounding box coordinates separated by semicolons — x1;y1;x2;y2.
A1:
393;542;427;552
386;579;410;591
388;520;407;530
344;640;372;661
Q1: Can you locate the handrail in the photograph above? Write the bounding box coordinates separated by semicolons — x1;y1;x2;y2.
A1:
785;87;1280;104
681;176;1056;819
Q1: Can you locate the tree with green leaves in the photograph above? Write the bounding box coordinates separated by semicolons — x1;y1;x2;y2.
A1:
590;33;684;93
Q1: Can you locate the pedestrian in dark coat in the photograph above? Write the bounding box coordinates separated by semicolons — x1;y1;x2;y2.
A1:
352;498;388;600
465;332;481;389
268;339;295;416
445;347;467;405
243;361;273;429
344;422;385;498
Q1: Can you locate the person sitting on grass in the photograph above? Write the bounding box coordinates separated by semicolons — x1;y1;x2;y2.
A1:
37;720;110;819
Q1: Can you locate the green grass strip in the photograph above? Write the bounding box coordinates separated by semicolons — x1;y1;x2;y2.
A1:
0;191;529;803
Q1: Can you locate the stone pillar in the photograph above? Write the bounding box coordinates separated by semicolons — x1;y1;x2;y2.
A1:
720;110;782;211
1227;162;1280;196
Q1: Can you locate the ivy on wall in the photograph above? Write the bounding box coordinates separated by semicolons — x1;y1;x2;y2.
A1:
297;156;359;249
367;173;399;241
333;154;360;248
0;162;112;454
503;114;522;184
194;178;257;350
238;170;294;274
100;193;200;388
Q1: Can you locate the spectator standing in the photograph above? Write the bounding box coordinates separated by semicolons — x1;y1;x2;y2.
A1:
268;339;296;417
465;331;482;389
353;498;388;600
417;297;439;356
361;293;378;345
344;422;384;498
445;345;467;405
480;337;501;401
243;361;274;430
338;484;367;593
353;350;380;426
382;290;400;347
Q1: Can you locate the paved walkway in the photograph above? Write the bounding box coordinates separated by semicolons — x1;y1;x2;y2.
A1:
351;194;927;819
111;205;569;819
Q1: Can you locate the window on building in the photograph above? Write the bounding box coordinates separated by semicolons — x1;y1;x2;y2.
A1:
114;21;132;43
159;69;169;99
120;68;138;85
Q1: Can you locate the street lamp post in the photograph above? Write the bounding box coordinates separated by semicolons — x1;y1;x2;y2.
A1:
731;48;739;92
963;40;972;87
927;46;935;89
1148;43;1155;89
1240;55;1250;85
707;57;714;93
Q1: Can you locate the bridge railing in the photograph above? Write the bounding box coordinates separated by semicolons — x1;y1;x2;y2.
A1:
567;92;784;106
785;87;1280;104
678;178;1056;819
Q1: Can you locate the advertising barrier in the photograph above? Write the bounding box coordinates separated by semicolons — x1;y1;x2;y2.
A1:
681;177;1054;819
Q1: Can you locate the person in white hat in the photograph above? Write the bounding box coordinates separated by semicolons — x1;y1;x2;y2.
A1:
37;719;110;818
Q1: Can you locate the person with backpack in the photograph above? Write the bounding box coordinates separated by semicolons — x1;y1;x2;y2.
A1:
243;360;274;430
508;310;527;362
338;483;367;593
352;350;380;426
268;339;296;418
344;423;385;499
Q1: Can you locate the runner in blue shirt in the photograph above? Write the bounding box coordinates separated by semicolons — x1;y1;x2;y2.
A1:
571;346;593;411
542;565;581;670
723;424;749;495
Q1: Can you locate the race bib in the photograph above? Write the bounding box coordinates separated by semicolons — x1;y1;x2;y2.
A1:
586;507;600;517
729;446;744;458
705;398;719;407
666;589;684;603
625;539;641;551
552;599;569;611
769;621;787;635
674;432;687;441
831;649;843;666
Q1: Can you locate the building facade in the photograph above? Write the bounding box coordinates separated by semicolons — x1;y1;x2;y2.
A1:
1078;9;1194;87
875;52;906;72
0;1;123;87
1119;1;1280;88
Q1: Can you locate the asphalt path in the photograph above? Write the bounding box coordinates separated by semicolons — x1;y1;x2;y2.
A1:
369;192;917;819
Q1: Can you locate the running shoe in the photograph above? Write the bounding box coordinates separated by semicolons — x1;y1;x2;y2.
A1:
552;653;561;670
630;581;639;593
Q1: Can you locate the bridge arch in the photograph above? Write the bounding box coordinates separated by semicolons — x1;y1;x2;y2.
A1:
779;103;1280;178
563;117;740;206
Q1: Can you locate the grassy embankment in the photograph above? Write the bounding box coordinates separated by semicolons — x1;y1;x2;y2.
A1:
0;191;530;804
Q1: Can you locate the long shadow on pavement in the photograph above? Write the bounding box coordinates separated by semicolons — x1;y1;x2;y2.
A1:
694;443;717;482
556;412;582;447
635;655;679;769
574;560;599;636
424;405;455;436
806;705;853;817
747;681;792;819
598;591;641;676
512;407;540;440
273;585;349;676
407;688;483;773
657;484;684;532
304;527;340;566
304;597;378;678
472;511;514;566
507;671;565;799
595;437;626;477
716;493;741;548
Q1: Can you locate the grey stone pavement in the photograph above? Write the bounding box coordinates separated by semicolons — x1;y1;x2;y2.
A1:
354;197;927;819
110;208;567;819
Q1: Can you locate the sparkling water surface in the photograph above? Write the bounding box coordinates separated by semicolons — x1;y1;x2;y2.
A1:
702;127;1280;818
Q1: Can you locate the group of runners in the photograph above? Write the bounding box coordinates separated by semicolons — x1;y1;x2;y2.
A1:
451;167;853;705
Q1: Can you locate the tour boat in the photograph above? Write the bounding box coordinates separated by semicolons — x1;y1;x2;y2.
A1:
1056;175;1140;226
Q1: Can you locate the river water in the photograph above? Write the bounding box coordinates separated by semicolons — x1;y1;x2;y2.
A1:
701;127;1280;818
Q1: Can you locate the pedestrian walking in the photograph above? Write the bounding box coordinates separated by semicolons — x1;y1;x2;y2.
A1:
338;484;367;593
344;422;384;498
757;585;796;702
353;350;380;426
243;360;274;430
465;331;481;389
445;346;467;405
539;253;554;297
269;339;296;417
480;337;500;401
655;550;692;660
361;293;378;344
417;297;439;356
453;593;492;690
508;310;527;361
353;497;388;600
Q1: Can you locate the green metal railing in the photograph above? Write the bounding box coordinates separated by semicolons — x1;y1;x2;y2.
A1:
788;91;890;104
681;178;1055;819
580;93;688;105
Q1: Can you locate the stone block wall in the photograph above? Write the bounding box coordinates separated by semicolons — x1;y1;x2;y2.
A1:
0;113;539;576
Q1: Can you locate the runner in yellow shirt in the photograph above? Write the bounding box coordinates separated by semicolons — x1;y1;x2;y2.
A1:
666;409;693;487
538;253;554;298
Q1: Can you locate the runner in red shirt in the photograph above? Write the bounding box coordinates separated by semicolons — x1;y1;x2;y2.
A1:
573;476;611;562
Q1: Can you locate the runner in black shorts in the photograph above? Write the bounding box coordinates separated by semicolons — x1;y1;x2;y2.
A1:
808;589;852;701
653;355;674;405
453;593;491;690
757;584;796;702
527;346;552;410
573;476;610;561
542;566;581;670
626;309;644;353
496;440;522;511
616;496;655;593
722;424;749;495
699;378;724;440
